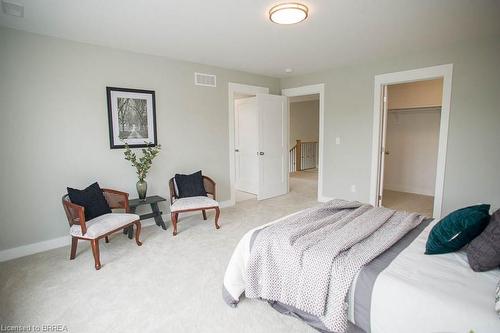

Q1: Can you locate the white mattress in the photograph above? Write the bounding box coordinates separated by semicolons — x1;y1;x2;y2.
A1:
224;212;500;332
370;220;500;333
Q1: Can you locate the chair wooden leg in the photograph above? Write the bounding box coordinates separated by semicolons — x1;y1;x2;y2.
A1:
214;207;220;230
70;237;78;260
171;212;178;236
202;210;207;220
90;239;101;270
134;221;143;246
105;236;110;243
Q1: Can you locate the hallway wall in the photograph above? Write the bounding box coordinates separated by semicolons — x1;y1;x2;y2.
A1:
289;100;319;147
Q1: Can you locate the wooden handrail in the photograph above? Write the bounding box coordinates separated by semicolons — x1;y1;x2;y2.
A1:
289;140;318;151
295;140;301;173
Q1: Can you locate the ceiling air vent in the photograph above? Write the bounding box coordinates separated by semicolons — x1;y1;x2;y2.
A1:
2;1;24;17
194;72;216;87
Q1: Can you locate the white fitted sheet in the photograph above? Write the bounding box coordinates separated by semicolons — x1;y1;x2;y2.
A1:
371;220;500;333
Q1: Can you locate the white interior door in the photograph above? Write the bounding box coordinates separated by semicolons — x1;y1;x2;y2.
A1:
235;98;258;194
378;85;388;206
257;94;288;200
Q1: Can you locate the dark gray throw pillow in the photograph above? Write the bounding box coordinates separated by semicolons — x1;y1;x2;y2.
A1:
174;171;207;198
466;209;500;272
67;182;112;221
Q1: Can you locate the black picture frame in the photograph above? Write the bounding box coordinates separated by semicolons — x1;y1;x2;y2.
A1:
106;86;158;149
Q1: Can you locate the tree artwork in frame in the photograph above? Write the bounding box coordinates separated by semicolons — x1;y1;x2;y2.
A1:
106;87;158;149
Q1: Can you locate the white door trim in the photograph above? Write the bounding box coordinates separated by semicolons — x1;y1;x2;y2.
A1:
369;64;453;219
228;83;269;206
282;83;327;202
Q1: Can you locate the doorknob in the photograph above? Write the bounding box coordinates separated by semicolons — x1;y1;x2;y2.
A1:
235;149;239;152
259;152;265;155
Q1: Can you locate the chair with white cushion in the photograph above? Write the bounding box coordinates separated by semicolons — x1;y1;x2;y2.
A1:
168;176;220;236
62;189;142;270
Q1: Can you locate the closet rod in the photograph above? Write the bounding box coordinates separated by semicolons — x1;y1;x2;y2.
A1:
388;106;442;113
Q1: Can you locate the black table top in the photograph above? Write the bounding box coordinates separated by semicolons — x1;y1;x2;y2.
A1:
129;195;167;207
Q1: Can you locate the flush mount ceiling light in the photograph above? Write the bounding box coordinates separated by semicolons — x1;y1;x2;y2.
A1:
269;3;308;25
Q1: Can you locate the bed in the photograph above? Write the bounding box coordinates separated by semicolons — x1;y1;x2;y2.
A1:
223;202;500;333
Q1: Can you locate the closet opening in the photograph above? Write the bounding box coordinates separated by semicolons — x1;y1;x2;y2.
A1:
379;78;444;217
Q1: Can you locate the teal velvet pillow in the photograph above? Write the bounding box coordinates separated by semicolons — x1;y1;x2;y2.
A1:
425;204;490;255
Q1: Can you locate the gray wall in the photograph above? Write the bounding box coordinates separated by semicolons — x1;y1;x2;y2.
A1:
289;100;319;147
1;26;499;252
281;36;500;214
0;27;279;251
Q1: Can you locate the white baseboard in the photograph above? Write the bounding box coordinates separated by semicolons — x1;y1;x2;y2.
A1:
0;199;235;263
219;200;234;208
0;235;71;263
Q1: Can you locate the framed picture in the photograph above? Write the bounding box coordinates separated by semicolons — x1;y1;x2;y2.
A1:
106;87;158;149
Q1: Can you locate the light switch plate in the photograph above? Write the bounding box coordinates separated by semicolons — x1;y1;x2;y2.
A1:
335;137;341;145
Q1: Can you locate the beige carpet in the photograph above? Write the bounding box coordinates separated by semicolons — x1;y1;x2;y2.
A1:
235;190;257;202
382;189;434;217
0;172;319;333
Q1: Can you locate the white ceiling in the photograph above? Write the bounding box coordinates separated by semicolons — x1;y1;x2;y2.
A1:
1;0;499;77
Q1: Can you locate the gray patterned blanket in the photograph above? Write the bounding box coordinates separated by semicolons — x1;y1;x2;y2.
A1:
245;199;424;332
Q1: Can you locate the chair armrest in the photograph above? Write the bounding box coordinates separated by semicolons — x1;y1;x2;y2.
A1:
168;178;178;205
202;176;216;200
62;199;87;235
102;188;130;212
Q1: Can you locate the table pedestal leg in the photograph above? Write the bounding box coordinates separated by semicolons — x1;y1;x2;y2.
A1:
151;203;167;230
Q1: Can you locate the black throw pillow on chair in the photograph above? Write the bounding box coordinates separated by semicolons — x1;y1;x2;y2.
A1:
67;182;112;221
174;171;207;198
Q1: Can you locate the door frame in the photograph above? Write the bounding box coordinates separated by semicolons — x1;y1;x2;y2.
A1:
228;83;269;206
369;64;453;218
282;83;326;202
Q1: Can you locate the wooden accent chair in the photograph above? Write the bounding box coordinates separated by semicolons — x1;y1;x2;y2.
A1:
62;189;142;270
168;176;220;236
